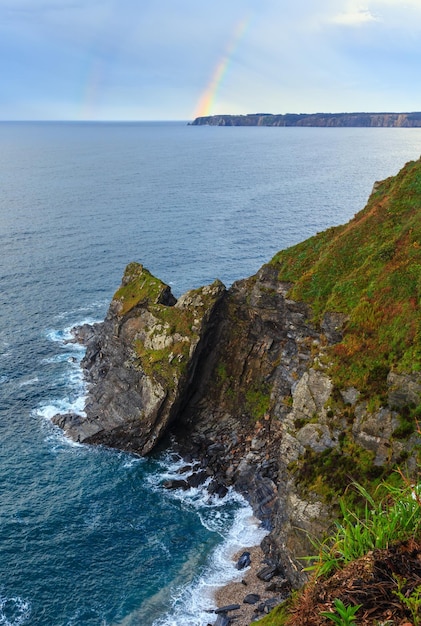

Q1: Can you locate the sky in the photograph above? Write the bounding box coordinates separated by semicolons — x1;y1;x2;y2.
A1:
1;0;421;121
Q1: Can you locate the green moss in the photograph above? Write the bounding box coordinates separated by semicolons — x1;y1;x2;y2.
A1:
113;263;170;316
116;266;224;394
393;404;421;439
290;439;386;506
245;384;271;421
252;600;292;626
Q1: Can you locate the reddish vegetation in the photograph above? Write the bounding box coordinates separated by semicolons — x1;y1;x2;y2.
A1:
286;540;421;626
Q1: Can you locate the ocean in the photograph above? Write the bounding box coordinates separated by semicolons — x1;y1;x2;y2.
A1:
0;121;420;625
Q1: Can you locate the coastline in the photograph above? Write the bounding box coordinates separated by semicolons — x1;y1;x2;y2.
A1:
213;545;272;626
210;542;290;626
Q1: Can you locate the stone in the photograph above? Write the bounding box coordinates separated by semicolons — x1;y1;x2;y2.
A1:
53;263;226;455
162;479;189;490
214;614;230;626
243;594;260;605
256;565;278;582
215;604;241;613
236;551;251;570
340;387;360;406
187;471;208;488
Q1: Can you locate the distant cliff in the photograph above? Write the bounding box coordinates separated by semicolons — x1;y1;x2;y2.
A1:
190;112;421;127
53;157;421;592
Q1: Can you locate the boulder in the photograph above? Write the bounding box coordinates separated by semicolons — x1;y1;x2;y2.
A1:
236;551;251;570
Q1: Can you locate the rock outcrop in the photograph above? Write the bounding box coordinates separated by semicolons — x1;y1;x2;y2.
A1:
53;263;226;454
53;157;421;592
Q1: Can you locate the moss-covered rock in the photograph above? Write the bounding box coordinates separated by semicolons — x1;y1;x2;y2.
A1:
53;263;226;454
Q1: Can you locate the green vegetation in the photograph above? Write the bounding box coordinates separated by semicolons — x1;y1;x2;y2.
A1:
113;262;170;315
253;599;295;626
393;576;421;626
269;158;421;394
114;264;223;392
320;598;361;625
245;384;271;421
303;479;421;579
254;471;421;625
290;438;384;505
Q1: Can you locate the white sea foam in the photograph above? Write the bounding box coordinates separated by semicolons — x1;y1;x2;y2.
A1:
18;376;39;387
151;504;267;626
144;451;268;626
121;455;144;469
0;594;31;626
38;316;94;428
46;316;100;344
0;376;9;385
36;393;87;420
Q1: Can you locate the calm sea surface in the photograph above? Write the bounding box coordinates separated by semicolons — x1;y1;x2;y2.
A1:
1;121;421;625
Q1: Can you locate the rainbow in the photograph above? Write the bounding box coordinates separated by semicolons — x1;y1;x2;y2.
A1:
193;16;250;119
80;58;104;120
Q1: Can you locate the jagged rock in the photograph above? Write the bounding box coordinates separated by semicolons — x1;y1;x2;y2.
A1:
162;479;189;490
321;311;348;344
51;157;421;595
213;614;230;626
53;263;226;454
186;471;208;488
340;387;360;406
257;565;278;582
207;480;228;499
266;579;289;592
387;371;421;409
296;423;336;453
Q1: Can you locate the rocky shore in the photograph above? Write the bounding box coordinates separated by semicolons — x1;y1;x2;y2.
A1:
52;158;421;623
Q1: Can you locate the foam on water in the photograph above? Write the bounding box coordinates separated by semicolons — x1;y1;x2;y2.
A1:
145;452;268;626
0;594;31;626
18;376;39;387
46;316;101;344
151;504;267;626
36;317;95;425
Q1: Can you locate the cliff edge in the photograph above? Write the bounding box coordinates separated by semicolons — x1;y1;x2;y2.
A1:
53;157;421;591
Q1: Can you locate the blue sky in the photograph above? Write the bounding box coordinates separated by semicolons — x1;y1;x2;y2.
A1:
1;0;421;120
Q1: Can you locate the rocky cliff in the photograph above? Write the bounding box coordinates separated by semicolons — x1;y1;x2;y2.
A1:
53;158;421;591
191;112;421;127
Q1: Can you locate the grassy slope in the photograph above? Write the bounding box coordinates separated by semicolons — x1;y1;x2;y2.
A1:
257;158;421;625
269;158;421;394
254;160;421;626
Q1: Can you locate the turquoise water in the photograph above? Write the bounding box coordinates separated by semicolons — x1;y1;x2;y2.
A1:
1;121;420;625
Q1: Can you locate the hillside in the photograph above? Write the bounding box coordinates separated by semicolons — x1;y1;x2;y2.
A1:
271;157;421;395
53;157;421;624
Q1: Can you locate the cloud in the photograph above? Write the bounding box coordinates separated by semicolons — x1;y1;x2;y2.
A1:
330;6;378;26
0;0;421;120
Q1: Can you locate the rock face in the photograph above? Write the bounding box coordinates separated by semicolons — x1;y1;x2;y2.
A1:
53;158;421;591
53;263;226;454
54;259;421;588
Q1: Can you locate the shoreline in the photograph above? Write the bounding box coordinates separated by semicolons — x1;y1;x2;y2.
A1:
211;544;289;626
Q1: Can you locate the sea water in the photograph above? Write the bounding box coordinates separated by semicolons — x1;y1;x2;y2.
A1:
0;121;420;625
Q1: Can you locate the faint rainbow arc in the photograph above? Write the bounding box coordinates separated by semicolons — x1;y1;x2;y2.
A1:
80;57;104;121
193;16;250;119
